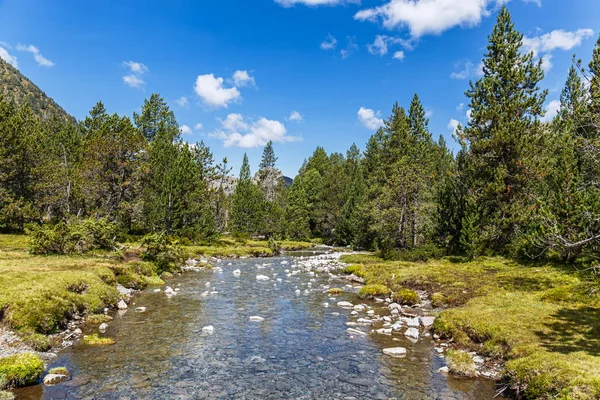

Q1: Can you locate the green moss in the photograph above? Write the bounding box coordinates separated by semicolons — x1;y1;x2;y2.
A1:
86;314;113;325
0;353;44;388
394;288;420;305
143;275;164;286
358;284;391;299
446;350;478;377
48;367;69;376
20;333;50;352
160;272;173;280
327;288;344;295
343;264;366;278
83;334;114;346
431;292;445;307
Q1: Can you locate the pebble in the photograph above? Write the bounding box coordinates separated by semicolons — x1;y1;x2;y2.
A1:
202;326;214;335
382;347;407;357
249;316;265;322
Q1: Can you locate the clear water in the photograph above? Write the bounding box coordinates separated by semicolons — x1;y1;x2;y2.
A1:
16;253;497;399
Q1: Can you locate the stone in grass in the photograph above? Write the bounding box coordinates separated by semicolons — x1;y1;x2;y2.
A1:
99;323;108;332
382;347;407;357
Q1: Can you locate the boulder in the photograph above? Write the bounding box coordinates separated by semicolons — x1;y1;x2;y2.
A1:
404;327;420;339
383;347;407;357
43;374;68;385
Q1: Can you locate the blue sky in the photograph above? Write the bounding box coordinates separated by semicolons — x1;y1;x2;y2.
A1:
0;0;598;177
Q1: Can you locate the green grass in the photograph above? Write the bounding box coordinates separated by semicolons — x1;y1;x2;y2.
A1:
48;367;69;376
446;350;478;377
185;238;313;259
340;253;600;399
343;264;366;278
83;334;114;346
327;288;344;295
0;353;44;388
0;390;14;400
358;284;391;299
86;314;113;325
394;288;420;305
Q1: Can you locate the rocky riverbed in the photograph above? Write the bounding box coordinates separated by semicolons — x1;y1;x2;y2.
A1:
14;251;498;399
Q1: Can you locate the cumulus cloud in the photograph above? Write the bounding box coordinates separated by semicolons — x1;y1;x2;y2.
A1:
541;100;560;122
393;51;405;61
180;125;192;135
210;114;301;148
358;107;384;130
176;96;189;108
447;118;460;132
194;74;241;108
320;34;338;50
121;60;148;88
522;29;594;72
194;123;203;131
450;60;484;80
288;111;303;122
275;0;359;7
233;70;256;87
0;46;18;68
355;0;540;38
16;44;53;67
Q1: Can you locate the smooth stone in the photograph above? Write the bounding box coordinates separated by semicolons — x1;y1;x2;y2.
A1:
405;327;420;339
346;328;367;336
439;366;449;374
383;347;407;357
337;301;354;308
420;316;436;327
117;300;128;310
43;374;68;385
99;323;108;332
202;326;214;335
256;275;270;281
249;316;264;322
232;269;241;276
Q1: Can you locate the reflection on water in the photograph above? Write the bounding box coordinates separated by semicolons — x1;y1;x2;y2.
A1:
16;254;497;399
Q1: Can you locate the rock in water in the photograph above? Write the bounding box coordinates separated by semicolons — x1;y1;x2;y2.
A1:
405;327;420;339
420;316;436;327
383;347;407;357
135;307;147;313
232;269;241;276
164;287;176;296
99;323;108;332
202;326;214;335
249;316;264;322
117;300;128;310
256;275;270;281
43;374;68;385
337;301;354;308
346;328;367;336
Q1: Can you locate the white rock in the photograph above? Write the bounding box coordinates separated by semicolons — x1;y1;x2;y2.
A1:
420;316;436;327
322;302;329;307
473;355;485;364
99;323;108;332
402;318;420;327
367;310;375;316
356;318;373;325
43;374;68;385
202;325;214;335
205;282;211;287
135;307;147;312
404;327;420;339
164;287;176;296
391;322;404;331
383;347;407;357
375;328;392;335
383;316;392;322
153;289;161;293
391;309;399;316
388;303;402;311
249;316;265;322
337;301;354;308
346;328;367;336
353;304;366;311
117;300;128;310
256;275;270;281
73;328;82;336
439;366;449;374
232;269;241;276
350;310;358;316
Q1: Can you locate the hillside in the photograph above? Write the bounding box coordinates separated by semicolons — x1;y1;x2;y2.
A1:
0;57;74;122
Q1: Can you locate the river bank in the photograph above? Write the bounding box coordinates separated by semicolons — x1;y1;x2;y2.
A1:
339;253;600;399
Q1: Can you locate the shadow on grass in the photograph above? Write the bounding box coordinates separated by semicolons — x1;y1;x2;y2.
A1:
538;306;600;356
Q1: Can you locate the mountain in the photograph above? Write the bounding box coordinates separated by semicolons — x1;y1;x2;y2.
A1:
0;57;74;122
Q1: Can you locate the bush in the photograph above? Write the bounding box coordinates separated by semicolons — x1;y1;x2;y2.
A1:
28;218;118;255
358;284;391;299
381;244;445;262
141;233;185;274
394;288;420;305
0;353;44;388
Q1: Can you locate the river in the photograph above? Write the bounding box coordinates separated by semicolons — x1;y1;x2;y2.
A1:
16;251;497;399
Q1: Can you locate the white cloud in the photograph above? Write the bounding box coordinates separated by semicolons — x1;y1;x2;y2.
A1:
541;100;560;122
16;44;53;67
0;46;17;68
180;125;192;135
210;114;301;148
447;118;460;132
340;36;359;59
289;111;303;122
541;54;553;73
123;74;146;88
457;103;465;111
233;70;256;87
275;0;359;7
466;109;473;122
522;29;594;57
425;109;434;118
194;74;241;108
393;51;405;61
194;123;203;131
176;96;189;108
368;35;389;56
320;34;338;50
358;107;384;130
122;61;148;74
450;60;484;80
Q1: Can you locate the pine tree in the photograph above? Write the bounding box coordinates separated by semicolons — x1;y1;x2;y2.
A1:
460;6;547;253
134;94;179;142
230;154;263;237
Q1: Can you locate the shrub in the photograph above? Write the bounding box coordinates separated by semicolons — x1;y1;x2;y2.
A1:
358;284;391;299
83;334;114;346
268;237;282;255
28;218;118;255
0;353;44;388
344;265;366;278
141;233;185;274
394;288;420;305
446;350;478;377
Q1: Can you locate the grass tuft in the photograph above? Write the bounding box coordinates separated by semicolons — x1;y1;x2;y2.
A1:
0;353;44;388
358;284;391;299
83;334;114;346
343;264;366;278
48;367;69;376
446;350;478;377
394;288;420;305
327;288;344;295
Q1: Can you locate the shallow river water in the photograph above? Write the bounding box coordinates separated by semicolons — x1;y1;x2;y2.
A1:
17;251;497;399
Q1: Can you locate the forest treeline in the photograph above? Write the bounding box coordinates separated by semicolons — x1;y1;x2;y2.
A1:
1;7;599;265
